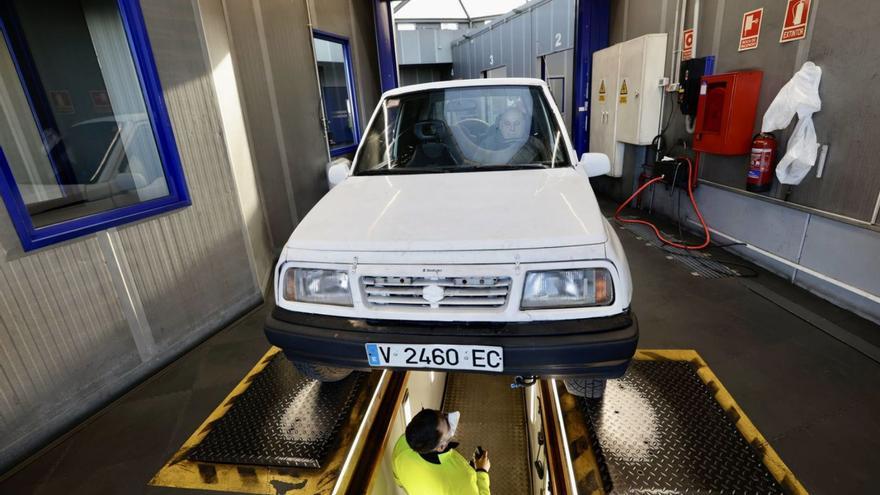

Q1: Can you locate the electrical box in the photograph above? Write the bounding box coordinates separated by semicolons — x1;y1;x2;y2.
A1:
589;44;623;176
589;33;667;177
678;56;715;116
693;71;763;155
615;33;667;146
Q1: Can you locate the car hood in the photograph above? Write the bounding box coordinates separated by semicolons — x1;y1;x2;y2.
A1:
286;168;608;252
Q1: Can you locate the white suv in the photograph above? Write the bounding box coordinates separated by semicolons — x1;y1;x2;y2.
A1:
264;79;636;397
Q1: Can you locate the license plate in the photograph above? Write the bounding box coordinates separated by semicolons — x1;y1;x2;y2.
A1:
365;343;504;372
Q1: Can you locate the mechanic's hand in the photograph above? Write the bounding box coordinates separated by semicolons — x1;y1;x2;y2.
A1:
474;449;490;472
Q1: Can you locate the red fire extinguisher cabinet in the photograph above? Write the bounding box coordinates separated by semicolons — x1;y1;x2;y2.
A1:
693;71;763;155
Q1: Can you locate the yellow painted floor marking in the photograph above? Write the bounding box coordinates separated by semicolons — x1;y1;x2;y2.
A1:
558;380;606;495
149;346;382;494
637;349;806;492
561;350;807;494
150;347;806;494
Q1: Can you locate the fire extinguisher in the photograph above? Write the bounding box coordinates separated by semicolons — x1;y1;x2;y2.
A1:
747;133;777;192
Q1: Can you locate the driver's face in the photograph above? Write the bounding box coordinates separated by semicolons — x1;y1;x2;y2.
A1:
500;110;526;140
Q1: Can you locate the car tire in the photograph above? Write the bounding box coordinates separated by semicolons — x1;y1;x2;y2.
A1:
563;377;606;399
293;361;353;382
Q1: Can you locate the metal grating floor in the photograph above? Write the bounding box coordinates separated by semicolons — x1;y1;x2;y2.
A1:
187;354;367;468
581;360;783;494
442;373;531;495
618;222;741;279
664;247;741;279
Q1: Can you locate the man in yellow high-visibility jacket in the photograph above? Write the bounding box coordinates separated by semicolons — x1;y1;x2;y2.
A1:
392;408;491;495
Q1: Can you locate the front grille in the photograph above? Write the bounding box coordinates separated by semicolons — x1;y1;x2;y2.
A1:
361;276;512;309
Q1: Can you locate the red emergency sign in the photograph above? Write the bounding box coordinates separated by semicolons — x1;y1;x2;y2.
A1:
682;29;694;60
780;0;810;43
739;8;763;51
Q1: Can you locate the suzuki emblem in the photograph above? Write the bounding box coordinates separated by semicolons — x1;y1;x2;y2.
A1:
422;284;445;303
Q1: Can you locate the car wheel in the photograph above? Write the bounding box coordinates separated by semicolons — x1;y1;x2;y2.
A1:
563;377;606;399
293;361;353;382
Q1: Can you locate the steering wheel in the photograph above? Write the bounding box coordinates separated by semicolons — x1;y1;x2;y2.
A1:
454;118;491;143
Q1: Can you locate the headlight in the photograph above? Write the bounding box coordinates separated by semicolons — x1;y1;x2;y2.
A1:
521;268;613;309
283;268;353;306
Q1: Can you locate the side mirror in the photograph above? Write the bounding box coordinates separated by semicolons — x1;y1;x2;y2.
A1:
327;158;351;189
578;152;611;177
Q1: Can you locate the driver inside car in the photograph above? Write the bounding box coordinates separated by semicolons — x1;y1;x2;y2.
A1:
451;107;547;165
492;107;529;145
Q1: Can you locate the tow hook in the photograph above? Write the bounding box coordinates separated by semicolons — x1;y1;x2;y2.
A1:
511;375;538;389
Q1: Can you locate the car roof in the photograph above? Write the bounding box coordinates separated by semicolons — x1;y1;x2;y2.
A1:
382;77;547;98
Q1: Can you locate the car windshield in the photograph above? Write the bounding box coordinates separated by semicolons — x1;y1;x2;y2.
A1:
353;85;571;175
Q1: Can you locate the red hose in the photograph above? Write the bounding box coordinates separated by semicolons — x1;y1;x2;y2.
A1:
613;158;711;250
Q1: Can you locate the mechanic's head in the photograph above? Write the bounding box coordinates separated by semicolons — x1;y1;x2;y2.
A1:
405;409;461;453
499;108;528;141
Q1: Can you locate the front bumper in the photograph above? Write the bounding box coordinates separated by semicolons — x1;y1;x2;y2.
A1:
264;307;638;378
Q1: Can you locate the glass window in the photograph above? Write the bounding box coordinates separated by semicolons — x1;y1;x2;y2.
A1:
354;85;571;175
547;77;565;109
0;0;188;250
397;23;416;31
440;23;459;31
313;32;359;156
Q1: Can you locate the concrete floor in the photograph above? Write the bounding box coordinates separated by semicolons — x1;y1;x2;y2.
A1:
1;213;879;494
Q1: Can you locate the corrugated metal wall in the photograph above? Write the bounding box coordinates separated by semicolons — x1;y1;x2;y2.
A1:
396;25;460;65
450;0;575;79
400;64;454;86
0;0;384;470
125;0;258;346
0;0;261;468
0;238;137;448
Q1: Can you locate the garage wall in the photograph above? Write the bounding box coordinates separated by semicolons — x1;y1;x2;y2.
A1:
396;24;461;65
0;0;262;471
308;0;382;133
399;63;455;86
198;0;275;291
222;0;324;248
451;0;576;80
222;0;382;250
1;0;386;471
601;0;880;222
599;0;880;324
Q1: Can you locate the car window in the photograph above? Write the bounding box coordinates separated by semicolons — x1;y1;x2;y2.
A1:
354;85;570;175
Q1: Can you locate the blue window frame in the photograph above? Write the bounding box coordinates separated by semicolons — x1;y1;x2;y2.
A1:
0;0;189;251
312;30;361;157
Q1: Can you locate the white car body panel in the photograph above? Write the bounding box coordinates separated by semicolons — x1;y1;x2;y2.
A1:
287;168;607;252
275;78;633;323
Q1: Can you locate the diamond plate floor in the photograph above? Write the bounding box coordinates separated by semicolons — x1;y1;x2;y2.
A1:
442;373;531;495
582;360;784;494
187;354;367;469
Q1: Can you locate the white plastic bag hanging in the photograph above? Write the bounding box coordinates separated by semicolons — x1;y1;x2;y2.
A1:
761;62;822;185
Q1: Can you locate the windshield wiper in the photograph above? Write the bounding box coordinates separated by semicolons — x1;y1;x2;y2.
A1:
356;167;451;176
356;164;548;176
435;164;546;172
536;160;572;168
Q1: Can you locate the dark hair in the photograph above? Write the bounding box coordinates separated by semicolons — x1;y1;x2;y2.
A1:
405;409;443;454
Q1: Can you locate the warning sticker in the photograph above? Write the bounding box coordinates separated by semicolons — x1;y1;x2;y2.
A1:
739;8;763;51
780;0;811;43
619;79;628;104
598;79;606;102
